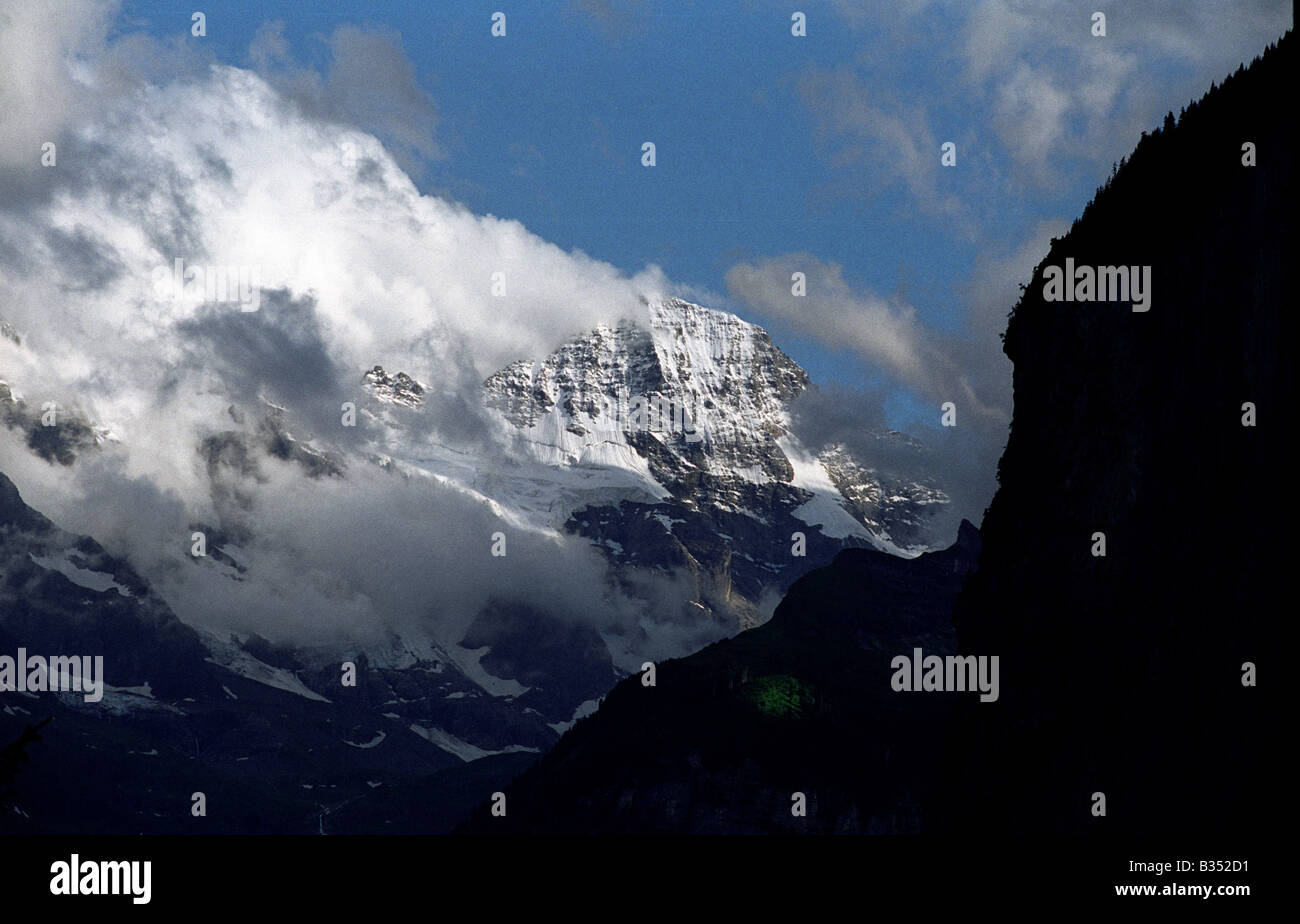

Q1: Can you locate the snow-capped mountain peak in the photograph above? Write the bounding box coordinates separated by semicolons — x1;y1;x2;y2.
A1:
479;297;943;551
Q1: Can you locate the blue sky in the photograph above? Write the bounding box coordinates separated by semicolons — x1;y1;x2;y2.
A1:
111;0;1291;433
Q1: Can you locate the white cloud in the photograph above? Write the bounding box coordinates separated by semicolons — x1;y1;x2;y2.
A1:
810;0;1290;196
0;12;697;659
0;0;118;169
961;0;1289;184
992;64;1072;180
797;67;968;228
726;254;992;416
252;21;443;177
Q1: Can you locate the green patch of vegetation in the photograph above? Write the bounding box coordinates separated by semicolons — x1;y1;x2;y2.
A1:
741;674;814;719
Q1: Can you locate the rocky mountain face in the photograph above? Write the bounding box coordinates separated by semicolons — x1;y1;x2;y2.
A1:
484;299;808;486
476;297;947;629
939;33;1291;835
0;382;106;467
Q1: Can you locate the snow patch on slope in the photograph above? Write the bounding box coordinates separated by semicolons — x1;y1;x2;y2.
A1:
343;731;386;749
779;439;873;540
548;697;601;735
202;633;332;703
28;552;132;596
408;723;540;762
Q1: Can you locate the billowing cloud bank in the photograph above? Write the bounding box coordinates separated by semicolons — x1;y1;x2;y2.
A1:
0;3;699;663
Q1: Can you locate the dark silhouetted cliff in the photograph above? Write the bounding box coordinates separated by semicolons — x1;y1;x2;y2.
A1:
939;32;1293;835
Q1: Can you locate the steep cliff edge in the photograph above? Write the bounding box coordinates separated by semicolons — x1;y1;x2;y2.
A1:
940;32;1293;835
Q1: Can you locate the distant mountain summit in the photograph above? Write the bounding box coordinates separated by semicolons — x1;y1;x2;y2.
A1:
482;298;944;555
473;297;948;631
